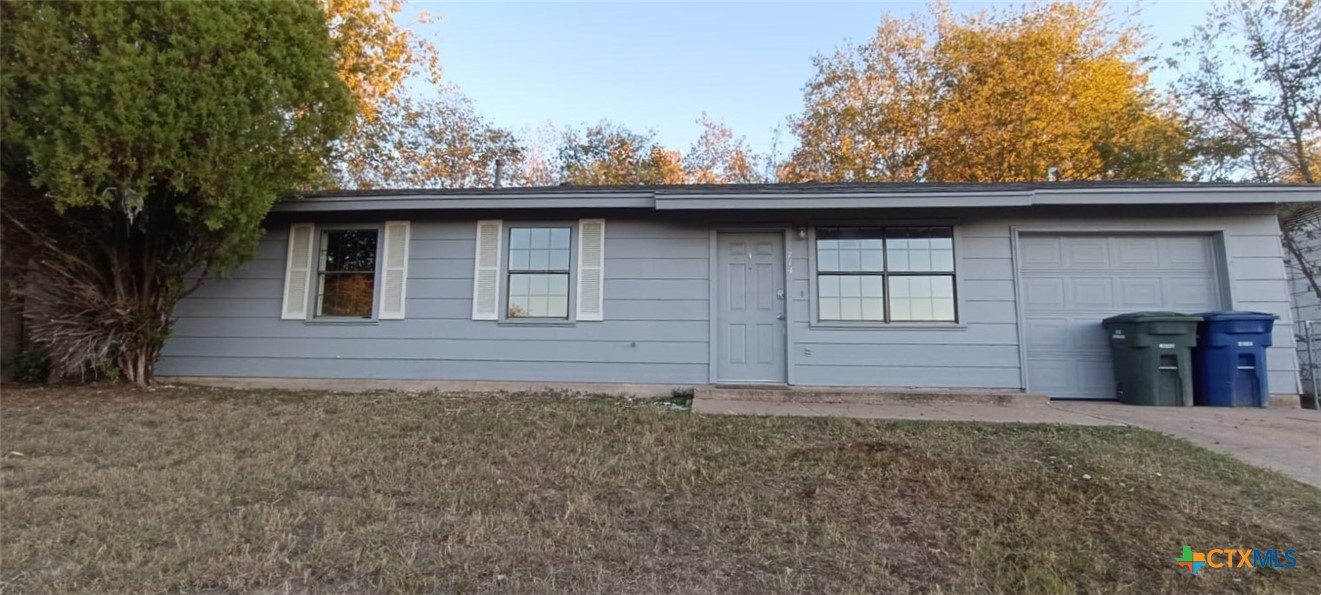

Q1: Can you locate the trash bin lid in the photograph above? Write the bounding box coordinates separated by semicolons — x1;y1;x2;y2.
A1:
1196;311;1280;321
1102;311;1204;324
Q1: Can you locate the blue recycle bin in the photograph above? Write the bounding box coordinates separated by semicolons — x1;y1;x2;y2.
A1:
1192;311;1277;407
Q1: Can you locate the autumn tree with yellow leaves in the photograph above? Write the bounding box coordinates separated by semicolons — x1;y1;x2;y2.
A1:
321;0;518;189
783;1;1195;183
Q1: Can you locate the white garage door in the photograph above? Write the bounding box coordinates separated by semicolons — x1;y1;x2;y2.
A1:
1018;234;1223;399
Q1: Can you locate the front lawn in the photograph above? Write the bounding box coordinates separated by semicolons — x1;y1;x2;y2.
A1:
2;385;1318;593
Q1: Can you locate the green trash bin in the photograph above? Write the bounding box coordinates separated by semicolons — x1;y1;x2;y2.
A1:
1101;312;1203;406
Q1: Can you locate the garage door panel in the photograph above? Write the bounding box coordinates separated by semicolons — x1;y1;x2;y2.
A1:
1071;277;1114;308
1168;277;1220;310
1076;358;1118;396
1020;233;1221;398
1163;237;1215;268
1026;356;1115;396
1025;317;1069;350
1117;277;1163;309
1019;237;1064;267
1066;238;1112;267
1117;238;1160;266
1023;277;1066;308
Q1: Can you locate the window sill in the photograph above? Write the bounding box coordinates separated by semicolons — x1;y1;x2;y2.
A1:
809;322;967;331
497;320;577;327
304;319;379;326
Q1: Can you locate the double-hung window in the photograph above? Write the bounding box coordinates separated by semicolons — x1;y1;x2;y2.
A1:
507;226;572;318
315;228;379;318
816;227;956;322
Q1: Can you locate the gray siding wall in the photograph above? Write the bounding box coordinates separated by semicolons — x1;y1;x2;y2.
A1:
160;219;712;383
161;206;1300;395
788;220;1021;388
791;206;1298;392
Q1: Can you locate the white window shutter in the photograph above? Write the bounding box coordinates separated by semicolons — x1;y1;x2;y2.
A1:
577;218;605;321
378;220;410;319
280;223;316;320
472;219;503;320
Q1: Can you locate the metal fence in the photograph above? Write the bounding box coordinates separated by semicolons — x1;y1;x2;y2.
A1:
1295;320;1321;409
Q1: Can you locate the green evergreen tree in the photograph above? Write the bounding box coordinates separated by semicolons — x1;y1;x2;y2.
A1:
1;0;354;384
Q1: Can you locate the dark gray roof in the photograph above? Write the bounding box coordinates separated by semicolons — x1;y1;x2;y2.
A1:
302;181;1313;198
276;181;1321;213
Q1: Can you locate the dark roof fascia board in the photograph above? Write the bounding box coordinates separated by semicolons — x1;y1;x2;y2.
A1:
1031;186;1319;205
271;192;655;212
653;190;1033;210
272;185;1320;213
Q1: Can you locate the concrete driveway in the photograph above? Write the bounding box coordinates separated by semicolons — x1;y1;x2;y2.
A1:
1052;402;1321;489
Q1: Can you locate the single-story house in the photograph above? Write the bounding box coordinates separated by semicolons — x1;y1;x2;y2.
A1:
157;182;1321;403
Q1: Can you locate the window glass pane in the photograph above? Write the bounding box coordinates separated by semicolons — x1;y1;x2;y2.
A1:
549;249;570;270
818;249;839;272
932;249;955;272
862;296;884;320
861;248;884;271
509;227;571;273
910;250;931;271
321;229;377;273
549;273;569;296
819;275;840;298
509;228;530;250
547;295;568;318
530;273;549;295
817;228;883;273
888;247;911;272
508;272;570;319
889;275;956;321
840;297;862;320
509;273;529;295
531;228;551;249
839;275;861;297
933;297;956;321
551;227;571;250
819;274;885;321
838;249;861;271
529;249;549;270
510;249;530;270
861;275;884;298
319;273;375;317
317;229;377;318
528;295;549;317
819;298;840;320
887;227;953;273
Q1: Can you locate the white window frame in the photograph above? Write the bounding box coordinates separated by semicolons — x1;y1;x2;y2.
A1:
808;224;962;327
499;221;578;323
309;223;385;321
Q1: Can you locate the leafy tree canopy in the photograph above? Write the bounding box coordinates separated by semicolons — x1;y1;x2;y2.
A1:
782;1;1194;183
1;0;353;383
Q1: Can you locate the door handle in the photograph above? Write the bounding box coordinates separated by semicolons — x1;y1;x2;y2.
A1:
777;313;784;320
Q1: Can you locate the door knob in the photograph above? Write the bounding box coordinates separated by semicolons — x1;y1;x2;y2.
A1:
776;313;784;320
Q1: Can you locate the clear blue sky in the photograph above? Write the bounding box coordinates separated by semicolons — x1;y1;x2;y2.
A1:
405;1;1211;155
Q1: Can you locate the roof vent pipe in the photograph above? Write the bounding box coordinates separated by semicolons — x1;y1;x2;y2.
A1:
494;158;505;188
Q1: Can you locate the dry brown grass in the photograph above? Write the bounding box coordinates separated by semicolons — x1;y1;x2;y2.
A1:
1;384;1318;594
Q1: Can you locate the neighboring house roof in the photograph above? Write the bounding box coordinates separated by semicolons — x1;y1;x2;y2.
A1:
275;182;1321;213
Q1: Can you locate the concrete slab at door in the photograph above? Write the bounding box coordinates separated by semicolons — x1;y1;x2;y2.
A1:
717;233;787;383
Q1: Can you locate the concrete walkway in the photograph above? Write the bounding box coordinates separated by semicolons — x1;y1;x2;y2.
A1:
1053;402;1321;489
692;398;1121;426
694;398;1321;488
